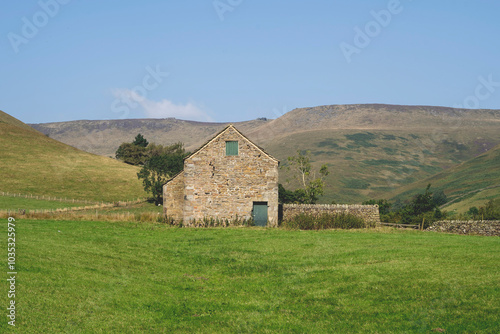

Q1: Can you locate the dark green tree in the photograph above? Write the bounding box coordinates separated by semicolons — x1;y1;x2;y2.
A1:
278;184;308;204
115;134;150;165
467;206;480;219
409;184;436;216
396;184;445;227
432;190;448;207
478;199;500;220
115;142;147;165
137;143;187;205
133;133;149;148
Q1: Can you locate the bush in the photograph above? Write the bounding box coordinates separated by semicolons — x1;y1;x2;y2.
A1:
282;213;369;230
165;216;255;228
479;199;500;220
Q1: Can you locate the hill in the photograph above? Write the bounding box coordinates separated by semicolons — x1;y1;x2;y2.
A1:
389;143;500;213
247;104;500;142
1;110;39;132
28;104;500;203
255;104;500;203
0;110;146;202
30;118;268;157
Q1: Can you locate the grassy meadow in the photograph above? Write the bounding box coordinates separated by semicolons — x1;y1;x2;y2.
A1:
3;219;499;333
0;119;146;202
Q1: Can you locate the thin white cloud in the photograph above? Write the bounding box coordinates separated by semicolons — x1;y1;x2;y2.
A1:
112;88;213;121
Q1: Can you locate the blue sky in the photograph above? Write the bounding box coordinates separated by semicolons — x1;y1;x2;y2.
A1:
1;0;499;124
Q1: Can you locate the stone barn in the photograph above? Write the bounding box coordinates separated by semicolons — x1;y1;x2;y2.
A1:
163;124;279;227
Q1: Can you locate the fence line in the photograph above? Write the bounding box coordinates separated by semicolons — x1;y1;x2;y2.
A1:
0;191;146;207
0;209;163;223
0;199;148;216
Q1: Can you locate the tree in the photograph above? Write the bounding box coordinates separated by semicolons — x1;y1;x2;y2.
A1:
391;184;447;227
278;183;307;204
137;143;187;205
478;199;500;220
432;190;448;207
281;150;329;204
409;184;436;216
467;206;479;219
115;134;150;165
115;142;147;165
132;133;149;148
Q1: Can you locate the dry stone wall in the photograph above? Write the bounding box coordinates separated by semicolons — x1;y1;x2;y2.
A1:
283;204;380;225
427;220;500;236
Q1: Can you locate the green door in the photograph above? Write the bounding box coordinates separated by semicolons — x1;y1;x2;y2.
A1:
252;202;268;227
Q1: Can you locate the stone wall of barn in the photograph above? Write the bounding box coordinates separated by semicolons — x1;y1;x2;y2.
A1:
182;126;279;226
163;171;185;221
282;204;381;225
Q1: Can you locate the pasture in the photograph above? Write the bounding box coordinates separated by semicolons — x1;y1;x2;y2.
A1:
2;219;499;333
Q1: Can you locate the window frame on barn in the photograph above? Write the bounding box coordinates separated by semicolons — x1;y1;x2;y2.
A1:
225;141;239;156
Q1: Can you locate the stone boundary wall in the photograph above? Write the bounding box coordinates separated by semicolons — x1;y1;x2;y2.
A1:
282;204;380;225
427;220;500;236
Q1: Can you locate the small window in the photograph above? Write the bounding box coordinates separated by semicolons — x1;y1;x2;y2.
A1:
226;141;238;156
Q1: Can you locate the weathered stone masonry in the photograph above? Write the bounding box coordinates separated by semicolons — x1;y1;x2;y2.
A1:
427;220;500;236
283;204;381;225
163;171;184;220
164;125;279;226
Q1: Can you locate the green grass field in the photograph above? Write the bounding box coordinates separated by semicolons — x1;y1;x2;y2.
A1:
3;219;499;333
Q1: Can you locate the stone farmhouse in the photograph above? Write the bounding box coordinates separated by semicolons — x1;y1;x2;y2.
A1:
163;124;279;226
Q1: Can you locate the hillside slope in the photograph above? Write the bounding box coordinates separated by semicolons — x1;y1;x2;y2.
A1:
256;105;500;203
389;143;500;213
1;110;39;132
27;104;500;204
0;110;146;202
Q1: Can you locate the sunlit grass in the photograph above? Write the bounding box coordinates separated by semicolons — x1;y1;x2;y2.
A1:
0;196;84;210
0;122;146;202
4;220;499;333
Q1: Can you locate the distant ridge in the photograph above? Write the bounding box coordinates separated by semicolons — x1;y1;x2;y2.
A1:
247;104;500;143
25;104;500;205
30;118;268;157
29;104;500;157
